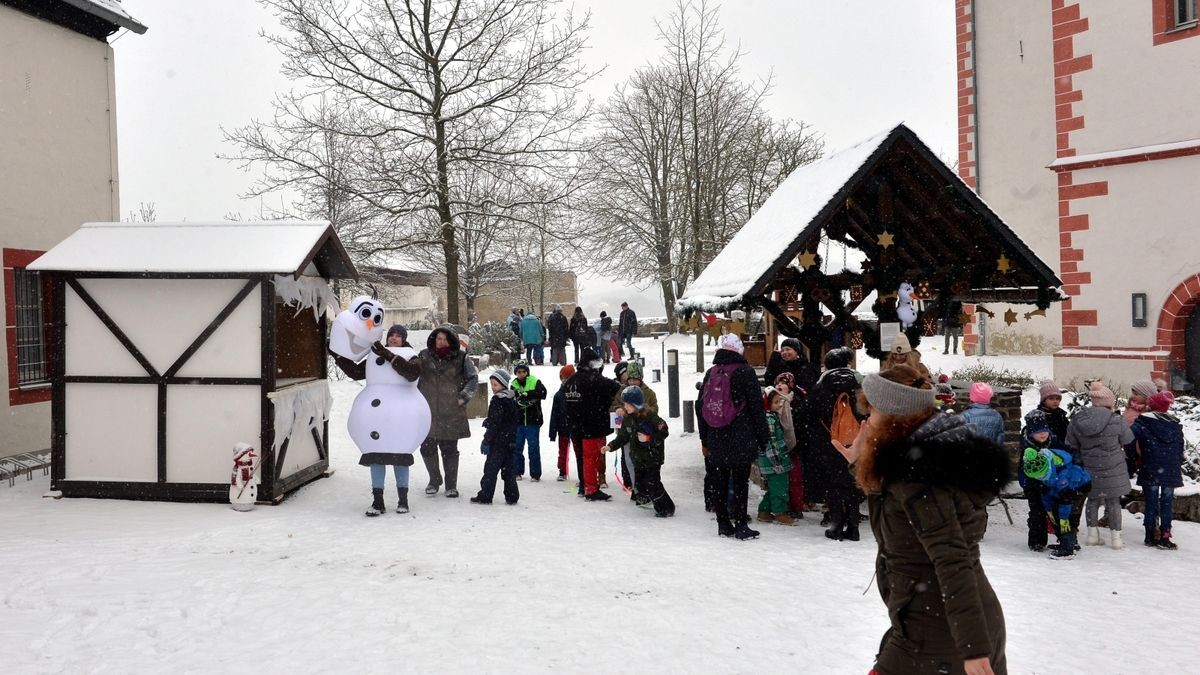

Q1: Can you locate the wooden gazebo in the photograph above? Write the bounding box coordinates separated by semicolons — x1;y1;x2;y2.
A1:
677;124;1064;360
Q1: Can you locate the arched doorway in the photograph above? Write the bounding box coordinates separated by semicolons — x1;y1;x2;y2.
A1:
1156;274;1200;388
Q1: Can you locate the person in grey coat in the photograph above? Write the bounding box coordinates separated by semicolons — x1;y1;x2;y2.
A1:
417;326;479;497
1066;384;1134;550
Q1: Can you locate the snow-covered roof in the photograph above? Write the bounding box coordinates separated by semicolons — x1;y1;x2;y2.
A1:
60;0;148;34
29;221;358;278
678;126;894;310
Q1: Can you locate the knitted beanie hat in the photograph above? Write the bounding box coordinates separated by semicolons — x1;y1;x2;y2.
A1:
774;371;795;388
781;338;803;355
890;333;912;355
1023;448;1051;481
1148;390;1175;413
1131;380;1157;399
620;385;645;409
625;361;643;381
717;333;744;354
1025;410;1050;435
969;382;993;405
490;369;512;388
613;361;629;379
1038;380;1061;401
513;360;530;374
1089;384;1116;409
386;324;408;342
862;372;935;416
824;347;853;370
559;364;576;380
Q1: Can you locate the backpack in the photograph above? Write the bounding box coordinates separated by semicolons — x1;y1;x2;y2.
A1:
701;364;744;428
826;391;859;446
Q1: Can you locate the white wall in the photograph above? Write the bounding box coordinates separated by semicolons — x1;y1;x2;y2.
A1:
0;5;121;457
973;0;1063;352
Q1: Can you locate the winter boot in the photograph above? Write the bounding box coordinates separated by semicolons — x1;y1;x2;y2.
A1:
773;513;796;526
733;523;760;541
425;482;441;496
395;487;409;514
585;489;613;502
1157;529;1178;550
1110;529;1125;550
1085;526;1103;546
843;522;861;541
1145;527;1160;547
557;473;567;482
819;510;831;527
445;488;459;498
365;488;386;517
757;511;775;523
469;494;492;504
1050;532;1077;560
717;518;736;537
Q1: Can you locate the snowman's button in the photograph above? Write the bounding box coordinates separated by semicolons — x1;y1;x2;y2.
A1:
370;431;380;440
371;399;381;407
375;357;386;365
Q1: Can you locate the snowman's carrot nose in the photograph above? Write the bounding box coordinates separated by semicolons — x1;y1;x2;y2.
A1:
367;319;375;330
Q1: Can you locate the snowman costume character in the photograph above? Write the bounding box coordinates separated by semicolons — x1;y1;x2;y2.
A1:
330;320;430;517
331;295;386;361
896;282;917;329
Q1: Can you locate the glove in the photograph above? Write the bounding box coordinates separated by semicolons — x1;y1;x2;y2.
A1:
370;342;393;361
480;443;490;456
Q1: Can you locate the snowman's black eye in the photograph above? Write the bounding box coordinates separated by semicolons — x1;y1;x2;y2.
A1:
359;308;372;319
373;313;383;324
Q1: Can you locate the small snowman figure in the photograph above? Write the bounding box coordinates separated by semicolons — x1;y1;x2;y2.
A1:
229;443;259;511
896;282;918;329
330;295;385;361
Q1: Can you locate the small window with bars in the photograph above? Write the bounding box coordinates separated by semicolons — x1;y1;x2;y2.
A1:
1177;0;1198;27
13;268;49;387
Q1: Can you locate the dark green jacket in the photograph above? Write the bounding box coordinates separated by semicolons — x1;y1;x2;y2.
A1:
869;414;1010;674
608;409;669;470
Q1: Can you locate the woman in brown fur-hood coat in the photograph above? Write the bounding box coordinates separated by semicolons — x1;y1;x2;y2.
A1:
839;365;1010;675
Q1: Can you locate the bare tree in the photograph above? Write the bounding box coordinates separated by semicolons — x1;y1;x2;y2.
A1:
125;201;157;223
223;0;597;323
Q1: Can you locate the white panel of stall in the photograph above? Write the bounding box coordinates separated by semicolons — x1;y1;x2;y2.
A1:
166;385;261;483
65;285;146;377
175;290;261;378
65;383;158;481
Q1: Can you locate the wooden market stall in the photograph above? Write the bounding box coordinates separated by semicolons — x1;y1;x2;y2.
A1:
28;221;357;503
677;123;1065;361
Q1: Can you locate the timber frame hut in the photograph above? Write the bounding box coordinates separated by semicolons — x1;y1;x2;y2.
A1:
677;123;1065;362
28;221;356;503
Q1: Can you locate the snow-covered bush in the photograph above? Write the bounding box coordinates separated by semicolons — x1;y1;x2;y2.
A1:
469;321;520;356
950;363;1036;391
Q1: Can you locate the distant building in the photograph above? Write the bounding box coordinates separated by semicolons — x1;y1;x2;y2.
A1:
1;0;146;459
958;0;1200;387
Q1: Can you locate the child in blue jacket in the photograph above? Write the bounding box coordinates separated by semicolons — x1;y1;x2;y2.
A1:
1023;446;1092;559
1131;391;1184;549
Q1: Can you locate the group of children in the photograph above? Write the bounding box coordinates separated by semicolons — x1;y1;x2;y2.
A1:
1018;379;1185;560
471;356;676;518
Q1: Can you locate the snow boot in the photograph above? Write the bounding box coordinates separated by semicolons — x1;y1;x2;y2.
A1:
445;488;459;499
585;489;613;502
1085;526;1103;546
1145;527;1160;547
773;513;796;526
843;523;861;541
717;518;736;537
757;511;774;523
395;487;409;514
469;494;492;504
1110;529;1125;550
733;523;760;541
1050;532;1077;560
425;482;441;496
819;510;831;527
557;473;567;482
1157;530;1178;550
365;488;386;517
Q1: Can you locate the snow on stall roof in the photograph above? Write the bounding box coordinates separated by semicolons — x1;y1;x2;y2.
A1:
677;125;897;311
29;221;335;274
61;0;148;33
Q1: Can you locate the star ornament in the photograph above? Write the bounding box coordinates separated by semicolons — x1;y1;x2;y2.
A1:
997;255;1011;273
877;231;895;249
797;250;818;269
1004;308;1018;326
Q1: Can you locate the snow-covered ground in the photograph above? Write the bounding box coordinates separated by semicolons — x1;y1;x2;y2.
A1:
3;334;1198;673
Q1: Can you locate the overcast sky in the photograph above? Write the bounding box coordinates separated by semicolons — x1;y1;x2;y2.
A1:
112;0;955;318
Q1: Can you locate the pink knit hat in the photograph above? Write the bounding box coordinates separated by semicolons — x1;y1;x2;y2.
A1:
1038;380;1061;401
1089;384;1116;409
1148;391;1175;413
717;333;744;354
969;382;993;404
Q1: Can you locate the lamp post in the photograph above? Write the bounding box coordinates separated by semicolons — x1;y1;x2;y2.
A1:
667;349;680;418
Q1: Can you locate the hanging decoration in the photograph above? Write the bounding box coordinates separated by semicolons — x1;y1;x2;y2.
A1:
797;250;818;269
915;279;932;300
850;284;865;305
877;231;895;249
848;329;865;350
1024;308;1047;321
921;314;939;337
975;305;996;319
996;255;1011;273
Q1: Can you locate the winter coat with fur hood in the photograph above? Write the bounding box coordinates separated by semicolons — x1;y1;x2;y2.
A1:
417;327;478;440
1066;406;1134;496
869;413;1009;675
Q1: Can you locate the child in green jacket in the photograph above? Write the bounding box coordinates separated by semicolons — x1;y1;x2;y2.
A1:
603;386;675;517
757;387;795;525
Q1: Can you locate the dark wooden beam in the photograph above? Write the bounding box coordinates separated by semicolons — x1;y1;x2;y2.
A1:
164;280;258;378
66;278;159;378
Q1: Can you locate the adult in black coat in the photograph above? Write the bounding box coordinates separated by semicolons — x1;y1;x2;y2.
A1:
569;307;590;364
698;335;770;539
618;302;638;357
763;337;818;393
562;348;622;500
802;348;866;540
547;306;570;366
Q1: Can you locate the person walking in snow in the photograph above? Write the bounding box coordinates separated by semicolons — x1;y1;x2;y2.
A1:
835;365;1009;675
562;347;622;501
417;326;479;498
547;305;569;366
1067;384;1134;550
803;347;865;540
756;387;796;526
1131;391;1184;549
519;310;544;364
698;334;770;540
603;385;675;518
472;369;520;505
569;307;590;364
960;383;1006;447
508;307;521;339
609;361;657;501
598;311;614;363
548;364;575;481
617;301;638;359
331;325;423;517
510;360;547;481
